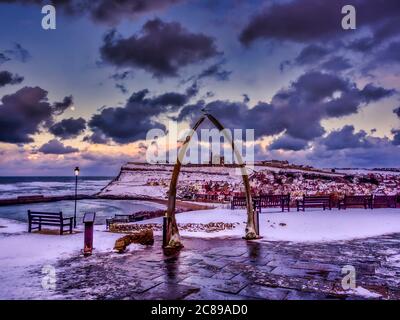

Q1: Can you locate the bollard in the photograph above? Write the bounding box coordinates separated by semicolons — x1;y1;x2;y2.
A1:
252;200;260;236
83;212;96;256
255;208;260;236
162;215;170;248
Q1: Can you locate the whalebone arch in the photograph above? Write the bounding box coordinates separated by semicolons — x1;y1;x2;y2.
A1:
163;112;259;249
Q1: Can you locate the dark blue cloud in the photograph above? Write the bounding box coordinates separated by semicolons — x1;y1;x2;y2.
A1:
321;56;352;72
322;125;371;150
88;85;197;144
49;117;87;140
239;0;400;45
269;134;309;151
0;87;72;144
178;71;395;142
394;107;400;118
0;70;23;87
38;139;79;154
100;18;220;78
0;0;183;25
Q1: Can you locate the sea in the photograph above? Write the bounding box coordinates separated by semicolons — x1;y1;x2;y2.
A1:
0;177;162;225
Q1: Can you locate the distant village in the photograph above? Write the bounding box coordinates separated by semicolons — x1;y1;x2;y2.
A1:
99;160;400;204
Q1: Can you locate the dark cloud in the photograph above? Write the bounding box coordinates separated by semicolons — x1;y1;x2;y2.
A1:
0;43;31;64
0;53;10;64
294;44;329;66
322;125;371;150
110;70;133;81
394;107;400;118
0;70;24;87
178;71;394;142
347;17;400;53
284;46;352;73
194;60;232;82
0;87;72;144
392;130;400;146
346;37;376;53
359;40;400;73
0;0;182;25
4;43;31;62
242;94;250;103
100;18;220;78
88;86;197;144
115;83;128;94
375;41;400;65
52;95;74;115
323;82;395;118
85;0;183;24
239;0;400;46
305;130;400;167
49;117;86;140
360;84;396;104
321;56;352;72
269;134;309;151
291;71;348;102
38;139;79;154
83;128;110;144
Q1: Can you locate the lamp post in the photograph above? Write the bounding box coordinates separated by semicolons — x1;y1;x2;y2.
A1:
74;166;80;228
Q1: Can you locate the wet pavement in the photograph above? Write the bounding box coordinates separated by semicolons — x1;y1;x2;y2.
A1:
52;235;400;300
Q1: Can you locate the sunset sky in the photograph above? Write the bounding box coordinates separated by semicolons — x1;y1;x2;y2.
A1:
0;0;399;176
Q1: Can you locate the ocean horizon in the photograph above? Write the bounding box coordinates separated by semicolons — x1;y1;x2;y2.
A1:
0;176;164;224
0;176;113;199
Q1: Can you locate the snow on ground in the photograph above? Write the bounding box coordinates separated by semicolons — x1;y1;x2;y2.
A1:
0;220;134;299
0;222;122;267
139;208;400;242
335;169;400;176
1;207;400;298
349;286;382;298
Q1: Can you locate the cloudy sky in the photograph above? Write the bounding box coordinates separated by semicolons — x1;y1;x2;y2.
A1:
0;0;399;176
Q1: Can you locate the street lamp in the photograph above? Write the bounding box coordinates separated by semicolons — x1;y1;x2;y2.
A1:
74;166;80;228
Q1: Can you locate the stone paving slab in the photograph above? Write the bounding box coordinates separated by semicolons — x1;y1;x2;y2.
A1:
181;275;248;294
52;233;400;300
238;284;290;300
139;283;200;300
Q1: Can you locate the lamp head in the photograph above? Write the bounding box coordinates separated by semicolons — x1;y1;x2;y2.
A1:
74;167;80;176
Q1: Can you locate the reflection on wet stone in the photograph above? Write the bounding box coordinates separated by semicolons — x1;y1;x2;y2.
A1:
52;234;400;300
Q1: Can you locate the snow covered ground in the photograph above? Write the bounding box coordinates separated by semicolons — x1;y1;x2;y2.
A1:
139;208;400;242
1;208;400;299
0;219;138;299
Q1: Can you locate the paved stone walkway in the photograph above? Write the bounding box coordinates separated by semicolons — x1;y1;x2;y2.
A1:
52;234;400;300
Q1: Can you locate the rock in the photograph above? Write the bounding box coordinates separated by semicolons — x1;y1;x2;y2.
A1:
110;223;162;233
110;222;239;234
114;229;154;253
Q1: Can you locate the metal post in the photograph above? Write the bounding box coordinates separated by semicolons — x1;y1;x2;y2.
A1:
163;215;170;248
83;212;95;256
255;207;260;236
74;174;77;228
253;199;260;236
84;221;94;256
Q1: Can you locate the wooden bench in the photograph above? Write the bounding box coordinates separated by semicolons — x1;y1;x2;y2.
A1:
106;217;129;229
115;214;136;222
338;195;373;210
297;195;332;211
28;210;73;235
373;195;397;208
254;194;291;212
